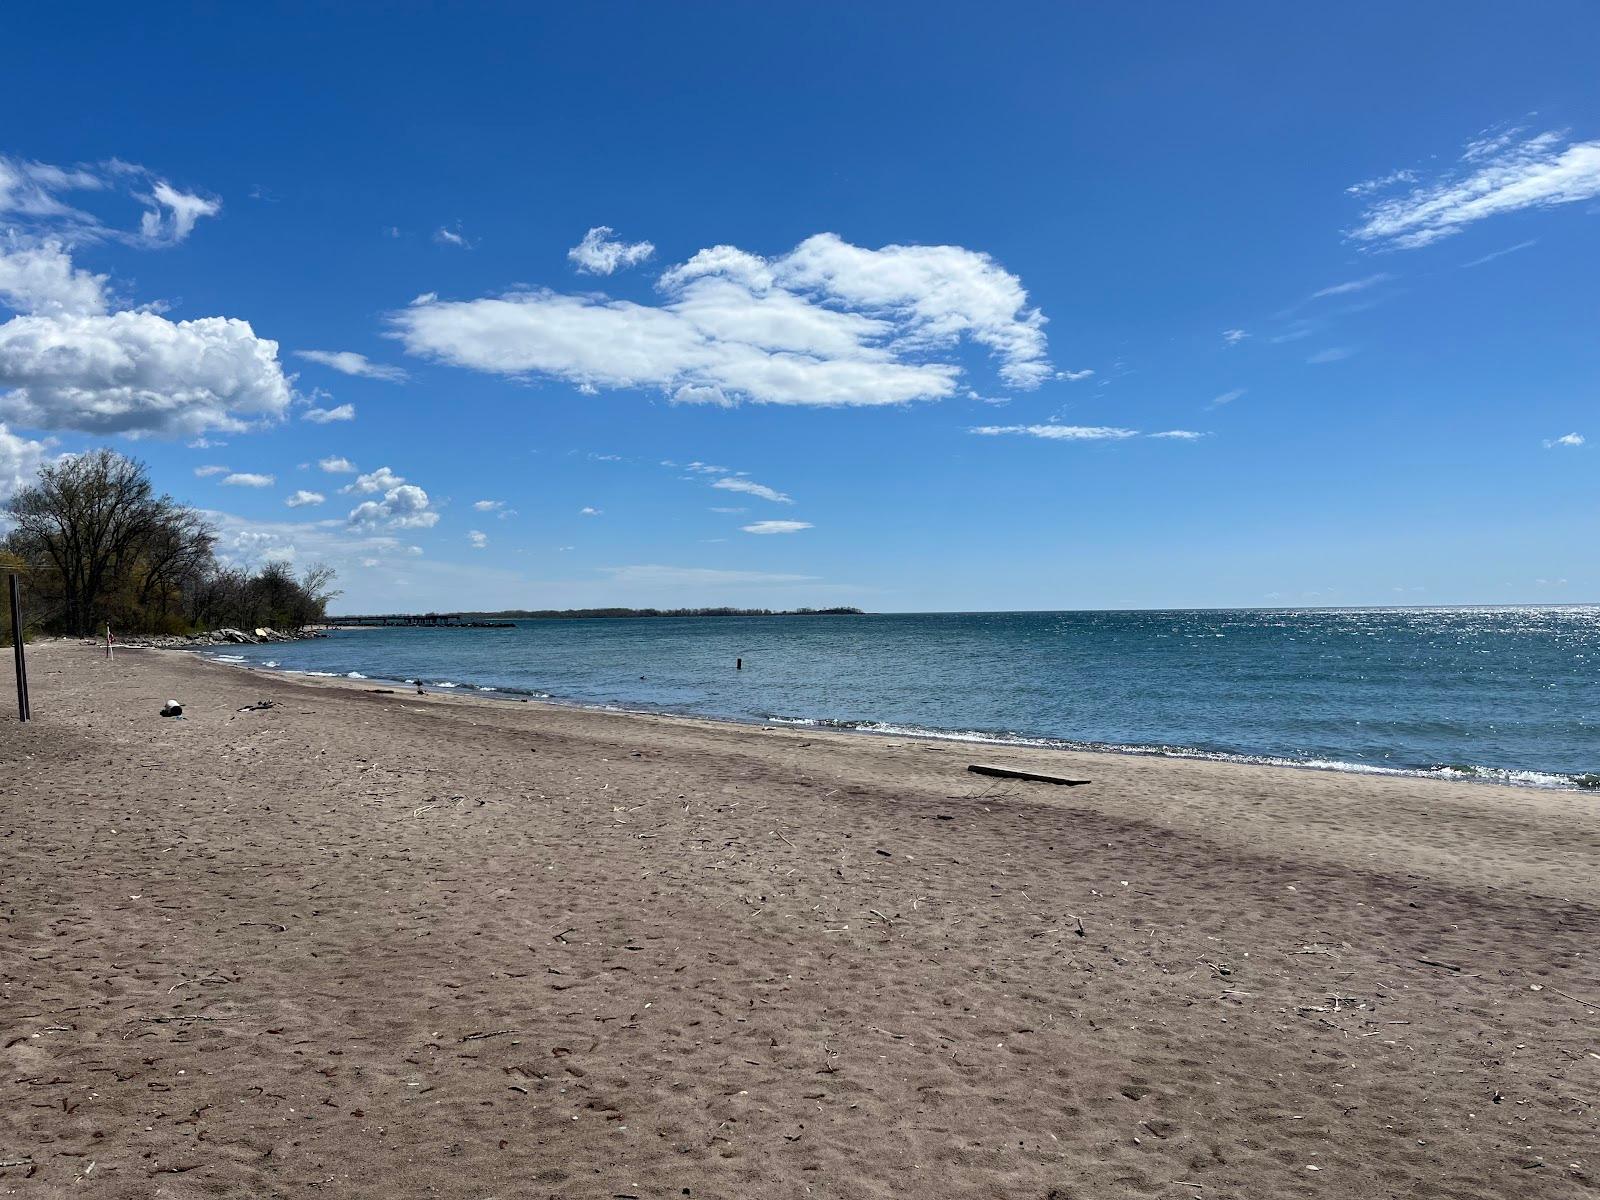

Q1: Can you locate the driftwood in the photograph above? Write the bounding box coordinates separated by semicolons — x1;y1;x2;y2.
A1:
967;763;1090;787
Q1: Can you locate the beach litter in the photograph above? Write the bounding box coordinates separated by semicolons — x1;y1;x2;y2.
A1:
967;763;1090;786
159;700;184;718
235;699;276;712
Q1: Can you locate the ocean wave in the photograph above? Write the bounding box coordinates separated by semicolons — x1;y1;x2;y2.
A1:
761;716;1597;790
345;671;367;679
212;654;247;662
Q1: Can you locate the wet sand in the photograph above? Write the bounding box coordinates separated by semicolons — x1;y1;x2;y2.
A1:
2;641;1597;1198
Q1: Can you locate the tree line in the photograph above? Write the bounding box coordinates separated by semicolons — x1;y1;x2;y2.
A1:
3;449;338;642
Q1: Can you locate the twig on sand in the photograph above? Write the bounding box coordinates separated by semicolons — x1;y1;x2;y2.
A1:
1548;987;1600;1012
463;1029;519;1041
553;928;575;944
1416;957;1464;972
239;921;287;932
137;1015;233;1024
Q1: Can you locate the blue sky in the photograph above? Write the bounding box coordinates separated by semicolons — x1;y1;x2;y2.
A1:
2;3;1596;612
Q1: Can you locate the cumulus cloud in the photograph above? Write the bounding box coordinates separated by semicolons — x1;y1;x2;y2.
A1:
742;519;811;535
473;499;504;511
318;456;357;473
295;349;407;381
580;506;602;516
222;472;274;487
391;232;1052;406
343;465;405;494
1544;432;1585;448
285;489;325;507
567;226;655;275
348;482;438;529
302;402;355;423
969;424;1139;441
1349;128;1600;249
467;529;488;549
0;422;55;500
0;240;290;436
711;476;792;504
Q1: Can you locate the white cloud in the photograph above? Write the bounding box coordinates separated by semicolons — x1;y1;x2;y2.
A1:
567;226;655;275
742;519;812;535
138;181;221;246
1307;347;1353;364
467;529;488;549
1222;328;1249;345
285;489;325;507
1545;432;1585;448
969;424;1139;441
0;422;55;501
348;482;438;529
434;224;470;249
1059;368;1095;382
318;455;358;473
222;472;274;487
343;465;405;494
579;506;602;516
709;506;745;513
390;231;1052;406
1345;168;1417;198
1149;430;1206;440
1209;388;1245;407
302;402;355;423
0;240;291;436
473;499;504;511
712;476;792;504
194;464;230;477
1461;239;1538;268
0;235;109;315
1311;273;1392;299
1349;128;1600;249
295;349;407;381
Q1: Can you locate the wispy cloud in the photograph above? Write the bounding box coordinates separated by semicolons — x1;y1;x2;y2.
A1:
468;529;488;549
434;224;471;249
1311;273;1392;299
194;464;230;477
1461;239;1537;268
1544;432;1585;448
580;506;602;516
712;476;792;504
1209;388;1245;408
1348;128;1600;249
302;402;355;423
567;226;655;275
295;349;407;382
969;424;1139;441
1148;430;1206;440
1221;328;1249;346
742;519;812;535
1307;347;1354;364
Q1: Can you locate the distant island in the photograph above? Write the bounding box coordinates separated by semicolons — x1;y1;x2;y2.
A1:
464;606;865;620
326;606;865;627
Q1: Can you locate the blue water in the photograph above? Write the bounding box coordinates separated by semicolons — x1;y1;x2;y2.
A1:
213;607;1600;789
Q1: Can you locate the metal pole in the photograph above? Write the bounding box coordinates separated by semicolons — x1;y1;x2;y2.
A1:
8;573;27;722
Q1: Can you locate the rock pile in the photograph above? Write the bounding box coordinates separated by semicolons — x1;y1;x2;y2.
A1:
112;627;328;650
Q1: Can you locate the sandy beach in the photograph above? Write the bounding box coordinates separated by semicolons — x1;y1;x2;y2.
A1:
2;641;1597;1199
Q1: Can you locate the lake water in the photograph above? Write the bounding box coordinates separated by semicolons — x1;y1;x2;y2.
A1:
213;607;1600;789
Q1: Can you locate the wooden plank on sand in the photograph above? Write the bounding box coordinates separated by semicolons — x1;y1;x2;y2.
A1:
968;763;1091;786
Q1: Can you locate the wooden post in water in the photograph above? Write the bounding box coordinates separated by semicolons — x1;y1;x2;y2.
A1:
8;573;28;722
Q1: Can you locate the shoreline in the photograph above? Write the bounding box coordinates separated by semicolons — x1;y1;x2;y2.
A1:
180;641;1598;793
4;641;1598;1196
